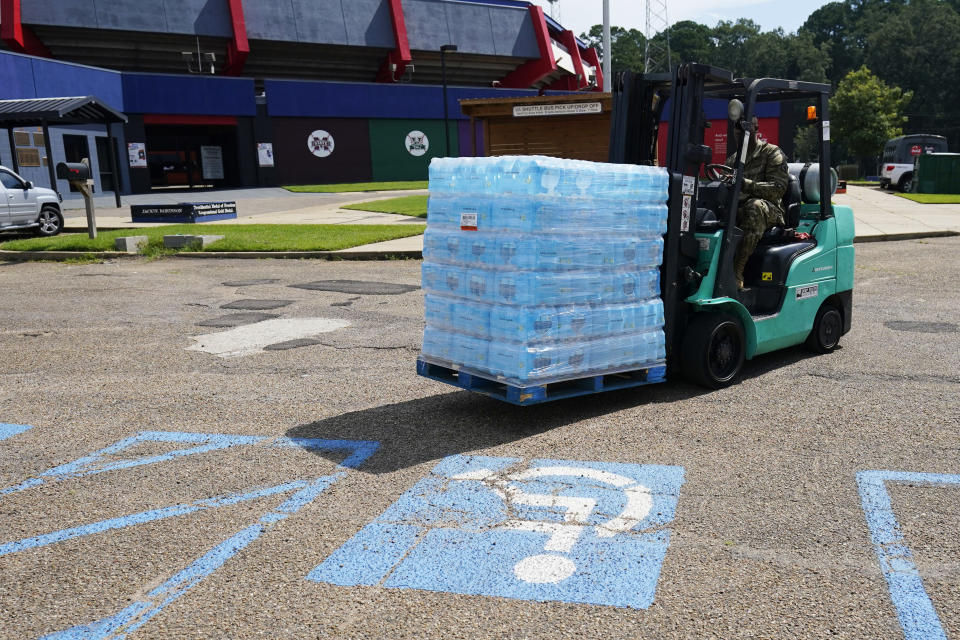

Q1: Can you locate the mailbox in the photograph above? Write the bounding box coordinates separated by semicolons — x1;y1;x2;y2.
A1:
56;162;91;181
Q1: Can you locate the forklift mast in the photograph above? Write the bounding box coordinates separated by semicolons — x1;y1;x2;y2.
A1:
609;64;834;368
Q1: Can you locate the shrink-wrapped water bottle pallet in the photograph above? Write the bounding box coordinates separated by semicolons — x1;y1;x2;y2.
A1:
416;356;667;406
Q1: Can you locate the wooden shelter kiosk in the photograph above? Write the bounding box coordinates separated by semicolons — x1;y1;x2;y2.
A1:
460;93;612;161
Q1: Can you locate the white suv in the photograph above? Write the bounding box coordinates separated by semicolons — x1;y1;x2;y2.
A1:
0;166;63;236
880;135;948;192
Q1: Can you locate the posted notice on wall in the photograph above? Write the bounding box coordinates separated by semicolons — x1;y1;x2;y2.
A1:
201;145;224;180
257;142;274;167
127;142;147;168
512;102;602;117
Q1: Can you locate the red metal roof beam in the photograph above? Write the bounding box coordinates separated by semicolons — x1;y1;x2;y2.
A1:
499;5;556;90
582;47;604;93
547;29;588;91
0;0;51;57
223;0;249;75
377;0;412;82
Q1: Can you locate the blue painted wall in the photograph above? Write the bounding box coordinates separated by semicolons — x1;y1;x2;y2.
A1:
265;79;538;120
660;98;780;122
121;74;255;115
0;51;123;107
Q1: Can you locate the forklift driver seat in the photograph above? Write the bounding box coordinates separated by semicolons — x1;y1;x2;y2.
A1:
759;173;803;244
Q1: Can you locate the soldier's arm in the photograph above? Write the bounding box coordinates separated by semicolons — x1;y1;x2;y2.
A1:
742;147;789;202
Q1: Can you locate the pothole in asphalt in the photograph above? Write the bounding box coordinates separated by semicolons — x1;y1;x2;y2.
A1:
221;299;294;311
884;321;958;333
289;280;419;295
331;296;362;307
222;279;281;287
197;312;280;327
264;338;325;351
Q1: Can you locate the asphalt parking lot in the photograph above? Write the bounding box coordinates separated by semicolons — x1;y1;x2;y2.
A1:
1;237;958;639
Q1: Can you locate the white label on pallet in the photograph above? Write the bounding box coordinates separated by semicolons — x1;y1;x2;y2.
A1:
796;283;819;300
460;212;478;230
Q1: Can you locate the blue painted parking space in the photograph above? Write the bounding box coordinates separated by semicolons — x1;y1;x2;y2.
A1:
310;455;684;609
0;431;378;639
858;470;960;640
0;423;33;441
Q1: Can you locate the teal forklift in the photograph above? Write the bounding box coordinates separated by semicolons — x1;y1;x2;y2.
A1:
417;64;854;401
610;64;854;388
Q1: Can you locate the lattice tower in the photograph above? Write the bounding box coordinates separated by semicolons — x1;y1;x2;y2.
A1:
643;0;671;74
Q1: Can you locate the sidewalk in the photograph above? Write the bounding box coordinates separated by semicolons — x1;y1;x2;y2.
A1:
56;184;960;257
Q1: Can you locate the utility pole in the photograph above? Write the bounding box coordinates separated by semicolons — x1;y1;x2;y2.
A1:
602;0;611;92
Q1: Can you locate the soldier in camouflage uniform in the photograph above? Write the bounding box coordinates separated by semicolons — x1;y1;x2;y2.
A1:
725;116;789;288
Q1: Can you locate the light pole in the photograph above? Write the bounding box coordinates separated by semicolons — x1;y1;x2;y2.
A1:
602;0;611;92
440;44;458;157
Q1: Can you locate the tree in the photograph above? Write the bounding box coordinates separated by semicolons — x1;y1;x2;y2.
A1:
709;19;763;75
866;0;960;145
656;20;712;66
579;25;646;73
830;66;912;173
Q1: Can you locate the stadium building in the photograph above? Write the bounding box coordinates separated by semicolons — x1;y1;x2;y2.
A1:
0;0;602;198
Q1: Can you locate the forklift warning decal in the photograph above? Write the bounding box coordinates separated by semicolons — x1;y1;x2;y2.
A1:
681;195;692;232
682;175;696;196
309;455;685;609
796;284;819;300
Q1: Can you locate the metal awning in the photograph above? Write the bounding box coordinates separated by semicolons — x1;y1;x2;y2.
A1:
0;96;127;206
0;95;127;125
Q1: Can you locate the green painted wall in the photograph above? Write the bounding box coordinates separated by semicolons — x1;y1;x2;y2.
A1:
368;119;459;181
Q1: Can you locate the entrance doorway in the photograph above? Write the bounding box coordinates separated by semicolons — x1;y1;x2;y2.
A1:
144;124;239;190
95;136;119;193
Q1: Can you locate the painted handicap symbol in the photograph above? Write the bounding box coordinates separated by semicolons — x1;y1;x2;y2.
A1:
309;455;684;608
0;431;378;639
0;423;33;442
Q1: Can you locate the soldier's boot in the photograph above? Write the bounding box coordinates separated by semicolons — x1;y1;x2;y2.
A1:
733;252;749;289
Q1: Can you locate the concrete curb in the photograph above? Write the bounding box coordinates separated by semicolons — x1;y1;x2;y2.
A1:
0;249;423;261
2;231;956;262
173;250;423;260
852;230;959;243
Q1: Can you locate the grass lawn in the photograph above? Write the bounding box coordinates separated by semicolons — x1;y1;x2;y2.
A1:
284;180;428;193
0;224;425;253
342;195;428;218
894;193;960;204
846;180;880;186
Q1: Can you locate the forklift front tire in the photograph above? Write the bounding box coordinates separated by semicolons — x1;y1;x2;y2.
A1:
805;303;843;353
681;312;745;389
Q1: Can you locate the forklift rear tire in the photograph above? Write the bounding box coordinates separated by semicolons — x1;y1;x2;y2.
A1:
806;303;842;353
681;312;745;389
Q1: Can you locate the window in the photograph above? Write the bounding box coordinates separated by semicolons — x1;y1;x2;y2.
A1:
0;171;23;189
16;148;41;167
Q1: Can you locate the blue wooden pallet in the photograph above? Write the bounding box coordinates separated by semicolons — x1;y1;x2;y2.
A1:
416;357;667;406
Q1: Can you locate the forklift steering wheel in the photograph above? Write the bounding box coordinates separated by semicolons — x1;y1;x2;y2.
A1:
705;164;736;182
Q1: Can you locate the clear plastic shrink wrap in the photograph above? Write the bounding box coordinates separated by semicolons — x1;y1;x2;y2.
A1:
420;155;669;385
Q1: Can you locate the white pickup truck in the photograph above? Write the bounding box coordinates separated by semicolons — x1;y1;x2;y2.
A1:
0;166;63;236
880;134;948;192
